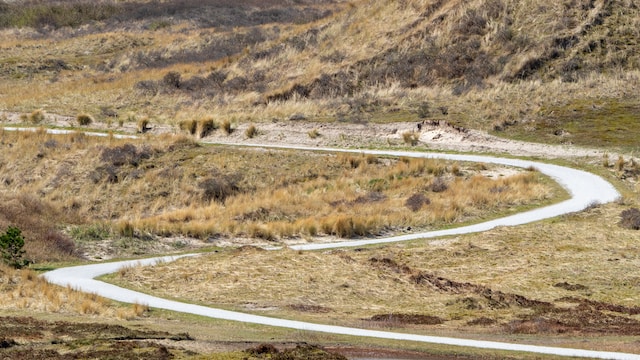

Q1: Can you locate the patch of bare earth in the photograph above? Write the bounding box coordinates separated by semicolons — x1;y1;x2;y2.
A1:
0;111;610;160
0;316;194;360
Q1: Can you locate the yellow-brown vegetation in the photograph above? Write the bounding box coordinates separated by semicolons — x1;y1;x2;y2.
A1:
0;0;636;150
0;263;144;319
0;130;554;247
111;202;640;335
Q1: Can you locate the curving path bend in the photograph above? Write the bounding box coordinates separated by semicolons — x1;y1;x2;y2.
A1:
41;141;639;359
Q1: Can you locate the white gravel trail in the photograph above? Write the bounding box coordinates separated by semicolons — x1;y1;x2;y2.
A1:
42;143;638;359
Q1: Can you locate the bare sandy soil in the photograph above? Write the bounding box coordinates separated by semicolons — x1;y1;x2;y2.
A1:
0;110;610;160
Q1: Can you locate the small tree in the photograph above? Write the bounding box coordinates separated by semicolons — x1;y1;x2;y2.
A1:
0;226;30;268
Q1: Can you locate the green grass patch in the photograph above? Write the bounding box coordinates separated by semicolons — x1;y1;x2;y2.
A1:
502;98;640;150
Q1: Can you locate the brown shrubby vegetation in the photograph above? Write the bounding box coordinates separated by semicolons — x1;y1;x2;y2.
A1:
619;208;640;230
0;193;76;262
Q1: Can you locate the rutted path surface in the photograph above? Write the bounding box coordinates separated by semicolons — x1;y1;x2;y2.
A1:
40;139;640;359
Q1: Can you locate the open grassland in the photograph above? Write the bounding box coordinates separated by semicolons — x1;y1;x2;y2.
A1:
108;200;640;354
1;259;575;359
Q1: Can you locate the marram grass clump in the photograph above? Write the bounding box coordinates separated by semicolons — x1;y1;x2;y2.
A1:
77;113;93;126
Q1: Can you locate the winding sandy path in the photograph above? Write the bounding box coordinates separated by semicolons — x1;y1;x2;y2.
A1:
40;141;640;359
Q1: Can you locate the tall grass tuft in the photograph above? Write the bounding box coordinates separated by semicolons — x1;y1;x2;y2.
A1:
137;117;151;133
197;117;217;138
402;131;419;146
29;109;45;124
245;124;258;139
308;128;320;139
118;221;135;237
76;113;93;126
221;119;232;135
602;153;610;168
615;155;625;172
331;216;353;238
179;119;197;135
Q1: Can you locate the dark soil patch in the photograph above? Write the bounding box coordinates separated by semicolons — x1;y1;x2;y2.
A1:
553;281;589;291
332;345;520;360
557;297;640;316
369;313;444;325
0;316;195;359
245;343;347;360
467;317;497;326
368;257;640;336
506;307;640;336
371;256;553;310
287;304;332;313
410;271;553;310
369;257;412;274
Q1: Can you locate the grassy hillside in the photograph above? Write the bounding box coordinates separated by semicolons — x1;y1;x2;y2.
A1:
0;0;638;148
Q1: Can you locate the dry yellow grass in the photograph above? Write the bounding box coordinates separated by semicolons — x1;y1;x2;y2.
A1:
0;130;555;244
0;263;146;319
138;155;553;240
111;201;640;338
0;0;636;135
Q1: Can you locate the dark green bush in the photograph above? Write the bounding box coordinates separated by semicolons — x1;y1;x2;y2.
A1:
0;226;30;269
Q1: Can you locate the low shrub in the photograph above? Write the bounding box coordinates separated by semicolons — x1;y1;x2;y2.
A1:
199;175;240;203
416;101;430;118
620;208;640;230
405;193;430;212
100;143;151;167
429;177;448;193
43;230;76;257
163;71;181;89
0;193;78;262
